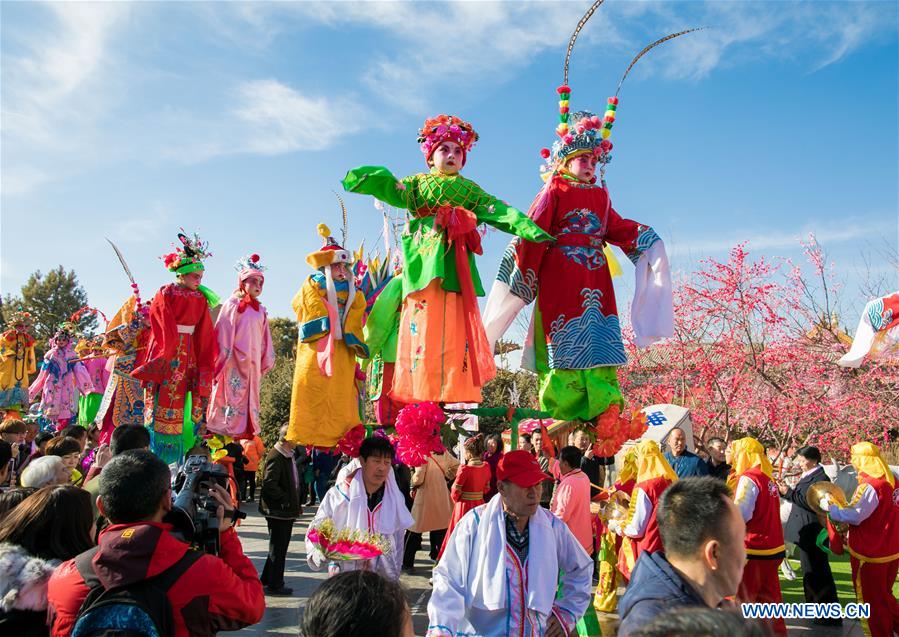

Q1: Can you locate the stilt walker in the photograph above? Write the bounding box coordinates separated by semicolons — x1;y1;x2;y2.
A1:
206;253;275;440
94;295;149;443
342;115;553;404
287;223;369;448
0;309;37;421
132;231;218;465
29;321;95;431
485;28;699;458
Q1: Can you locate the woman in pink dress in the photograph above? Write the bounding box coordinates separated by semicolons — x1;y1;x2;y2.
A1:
29;323;94;430
438;435;491;559
206;254;275;440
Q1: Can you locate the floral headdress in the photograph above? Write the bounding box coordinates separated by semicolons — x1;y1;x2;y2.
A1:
7;309;34;332
417;115;478;164
234;253;266;282
162;229;212;275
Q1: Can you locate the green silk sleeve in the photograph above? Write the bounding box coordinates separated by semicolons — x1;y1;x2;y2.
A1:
363;276;403;361
341;166;411;210
471;186;554;243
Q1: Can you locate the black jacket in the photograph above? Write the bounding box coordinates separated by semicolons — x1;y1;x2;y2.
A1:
783;465;829;546
617;551;708;637
259;447;301;520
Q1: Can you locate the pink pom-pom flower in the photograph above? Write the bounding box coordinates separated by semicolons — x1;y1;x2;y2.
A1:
539;148;551;159
337;424;366;458
251;254;260;263
394;402;445;467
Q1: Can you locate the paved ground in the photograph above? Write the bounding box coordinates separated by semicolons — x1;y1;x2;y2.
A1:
234;501;863;636
236;500;434;636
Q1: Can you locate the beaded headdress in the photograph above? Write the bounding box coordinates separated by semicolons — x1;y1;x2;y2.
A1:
539;1;702;178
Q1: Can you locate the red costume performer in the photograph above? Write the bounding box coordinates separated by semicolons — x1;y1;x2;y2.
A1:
132;231;217;465
827;442;899;637
609;440;675;562
731;437;787;637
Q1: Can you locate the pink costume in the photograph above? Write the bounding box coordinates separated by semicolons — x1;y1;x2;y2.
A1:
29;327;95;429
206;254;276;439
83;358;110;394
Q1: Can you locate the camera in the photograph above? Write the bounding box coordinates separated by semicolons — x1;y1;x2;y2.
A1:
166;455;246;555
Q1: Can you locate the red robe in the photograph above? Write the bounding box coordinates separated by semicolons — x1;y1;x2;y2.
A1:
494;173;661;421
132;284;217;463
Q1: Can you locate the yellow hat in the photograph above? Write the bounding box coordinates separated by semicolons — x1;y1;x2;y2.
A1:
850;441;895;488
306;223;353;271
728;437;774;491
634;439;677;483
617;447;638;485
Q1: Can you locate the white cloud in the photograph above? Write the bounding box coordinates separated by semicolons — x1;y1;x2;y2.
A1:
110;202;170;243
233;79;364;154
2;2;128;148
1;1;893;195
667;215;890;257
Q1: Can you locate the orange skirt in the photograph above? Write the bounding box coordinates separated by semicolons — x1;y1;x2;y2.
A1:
392;280;496;404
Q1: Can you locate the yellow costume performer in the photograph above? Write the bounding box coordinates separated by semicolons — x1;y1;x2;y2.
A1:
0;310;37;419
287;225;368;447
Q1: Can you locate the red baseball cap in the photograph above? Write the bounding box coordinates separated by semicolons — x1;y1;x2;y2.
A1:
497;450;552;488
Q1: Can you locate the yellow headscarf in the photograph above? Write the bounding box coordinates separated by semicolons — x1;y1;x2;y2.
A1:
850;442;895;488
634;440;677;483
727;437;774;491
619;441;676;533
617;447;638;485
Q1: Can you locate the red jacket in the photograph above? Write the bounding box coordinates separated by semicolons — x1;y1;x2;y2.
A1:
634;476;672;556
47;521;265;637
848;475;899;561
742;468;786;557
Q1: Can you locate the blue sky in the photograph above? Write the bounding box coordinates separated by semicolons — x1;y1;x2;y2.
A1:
2;1;896;338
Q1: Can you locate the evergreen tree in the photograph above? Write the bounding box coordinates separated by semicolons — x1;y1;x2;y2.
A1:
3;266;96;352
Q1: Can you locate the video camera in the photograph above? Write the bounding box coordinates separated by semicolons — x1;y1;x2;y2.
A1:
166;455;247;555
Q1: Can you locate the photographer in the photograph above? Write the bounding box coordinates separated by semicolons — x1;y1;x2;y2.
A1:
47;450;264;637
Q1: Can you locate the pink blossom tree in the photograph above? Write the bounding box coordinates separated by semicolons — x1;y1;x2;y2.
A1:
620;239;898;462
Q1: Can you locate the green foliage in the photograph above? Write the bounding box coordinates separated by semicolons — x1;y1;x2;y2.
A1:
259;354;295;451
3;266;96;354
268;317;298;360
478;368;539;435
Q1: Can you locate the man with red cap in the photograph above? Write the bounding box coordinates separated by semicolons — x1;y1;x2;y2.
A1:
427;450;593;637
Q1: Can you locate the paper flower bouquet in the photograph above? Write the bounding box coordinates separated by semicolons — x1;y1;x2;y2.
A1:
306;518;391;561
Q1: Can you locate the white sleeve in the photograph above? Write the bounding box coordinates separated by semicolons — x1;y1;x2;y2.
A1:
483;279;527;352
828;484;880;525
734;476;759;523
631;241;674;347
427;514;474;636
623;488;653;538
552;518;593;633
305;487;338;570
837;297;881;368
